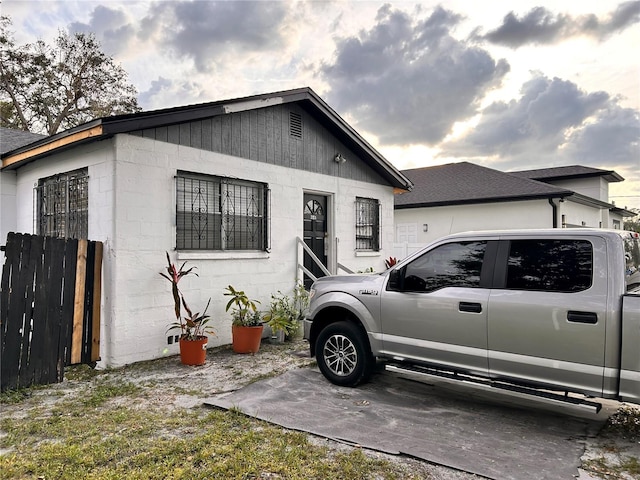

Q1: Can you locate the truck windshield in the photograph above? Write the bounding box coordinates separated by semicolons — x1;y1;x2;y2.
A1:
620;230;640;292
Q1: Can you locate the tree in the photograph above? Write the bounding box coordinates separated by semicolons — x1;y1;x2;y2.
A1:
1;15;140;135
623;208;640;233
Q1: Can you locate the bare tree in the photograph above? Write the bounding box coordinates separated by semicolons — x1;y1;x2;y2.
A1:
1;16;140;135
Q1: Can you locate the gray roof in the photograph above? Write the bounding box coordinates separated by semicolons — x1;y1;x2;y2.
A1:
395;162;572;208
510;165;624;183
0;127;46;155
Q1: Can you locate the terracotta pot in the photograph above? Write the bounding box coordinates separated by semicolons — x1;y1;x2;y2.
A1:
179;336;208;365
232;325;264;354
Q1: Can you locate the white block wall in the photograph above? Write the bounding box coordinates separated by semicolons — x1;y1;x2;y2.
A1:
0;170;17;262
10;133;396;367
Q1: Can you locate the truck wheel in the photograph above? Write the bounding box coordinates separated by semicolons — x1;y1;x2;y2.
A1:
315;321;373;387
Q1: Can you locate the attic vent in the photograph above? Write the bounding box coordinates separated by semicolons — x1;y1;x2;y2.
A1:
289;112;302;139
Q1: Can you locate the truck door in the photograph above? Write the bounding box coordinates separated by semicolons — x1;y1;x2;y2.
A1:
487;237;607;397
381;240;496;377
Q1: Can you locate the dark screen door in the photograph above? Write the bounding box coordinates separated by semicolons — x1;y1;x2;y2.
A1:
303;194;328;289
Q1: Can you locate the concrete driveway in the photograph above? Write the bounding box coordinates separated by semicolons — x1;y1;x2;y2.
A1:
204;367;613;480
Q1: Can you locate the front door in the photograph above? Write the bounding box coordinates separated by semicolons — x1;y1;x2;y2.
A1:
303;194;328;289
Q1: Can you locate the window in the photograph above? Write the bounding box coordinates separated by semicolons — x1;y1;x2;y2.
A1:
35;168;88;239
506;240;592;292
393;241;487;292
176;172;268;251
355;197;380;251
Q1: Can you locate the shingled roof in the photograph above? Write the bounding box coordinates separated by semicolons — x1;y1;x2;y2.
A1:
0;127;46;155
395;162;572;208
510;165;624;183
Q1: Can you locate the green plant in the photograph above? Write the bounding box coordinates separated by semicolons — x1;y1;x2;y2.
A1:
264;284;310;338
224;285;261;327
161;252;215;340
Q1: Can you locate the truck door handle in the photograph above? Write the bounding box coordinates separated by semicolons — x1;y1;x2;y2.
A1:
459;302;482;313
567;311;598;324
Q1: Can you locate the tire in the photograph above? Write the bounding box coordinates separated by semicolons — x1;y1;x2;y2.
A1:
315;321;373;387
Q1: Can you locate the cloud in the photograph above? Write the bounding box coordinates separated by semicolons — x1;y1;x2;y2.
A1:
562;105;640;165
67;5;135;55
140;1;289;73
481;1;640;47
138;76;210;110
320;5;509;146
442;74;639;176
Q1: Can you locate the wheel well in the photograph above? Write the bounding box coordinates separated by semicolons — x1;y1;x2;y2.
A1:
308;306;369;357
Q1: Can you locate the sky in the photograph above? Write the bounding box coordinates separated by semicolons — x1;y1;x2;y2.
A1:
4;0;640;210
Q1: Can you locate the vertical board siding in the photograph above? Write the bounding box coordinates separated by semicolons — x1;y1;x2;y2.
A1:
0;233;103;392
129;104;388;185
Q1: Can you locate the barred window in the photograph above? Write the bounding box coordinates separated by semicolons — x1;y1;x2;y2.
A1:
35;168;88;239
355;197;380;251
176;172;268;251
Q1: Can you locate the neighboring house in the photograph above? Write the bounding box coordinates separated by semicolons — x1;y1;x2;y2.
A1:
0;87;412;367
394;162;633;253
510;165;631;229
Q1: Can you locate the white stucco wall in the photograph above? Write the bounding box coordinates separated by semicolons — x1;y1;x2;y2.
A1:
560;200;604;228
393;200;554;246
551;177;608;202
10;133;396;367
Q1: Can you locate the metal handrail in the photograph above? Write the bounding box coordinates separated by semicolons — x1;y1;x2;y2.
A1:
296;237;331;283
337;262;354;274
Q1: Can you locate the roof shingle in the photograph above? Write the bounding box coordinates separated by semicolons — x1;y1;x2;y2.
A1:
395;162;572;208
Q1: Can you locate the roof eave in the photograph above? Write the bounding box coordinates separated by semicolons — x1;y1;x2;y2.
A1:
395;192;573;209
2;122;105;171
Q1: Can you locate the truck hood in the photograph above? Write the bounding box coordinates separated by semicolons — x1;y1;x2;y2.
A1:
311;273;387;297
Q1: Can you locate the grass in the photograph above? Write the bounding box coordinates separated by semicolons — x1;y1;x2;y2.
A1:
1;391;410;479
0;345;424;480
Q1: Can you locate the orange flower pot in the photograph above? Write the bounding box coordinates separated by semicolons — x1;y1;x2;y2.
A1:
179;336;208;365
232;325;264;354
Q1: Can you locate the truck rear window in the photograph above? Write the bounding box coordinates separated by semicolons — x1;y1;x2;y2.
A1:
506;239;593;292
620;231;640;292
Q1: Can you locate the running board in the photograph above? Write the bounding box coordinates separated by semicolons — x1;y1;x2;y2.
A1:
386;363;602;413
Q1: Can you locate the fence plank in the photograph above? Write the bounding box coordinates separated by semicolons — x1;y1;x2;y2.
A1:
91;242;103;362
1;233;26;390
26;235;51;389
59;239;78;372
71;240;87;364
34;236;65;387
17;235;41;389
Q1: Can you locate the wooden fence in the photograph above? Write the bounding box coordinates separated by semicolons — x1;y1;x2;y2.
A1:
0;233;103;392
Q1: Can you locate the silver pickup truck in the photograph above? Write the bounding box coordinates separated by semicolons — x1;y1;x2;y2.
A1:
303;229;640;409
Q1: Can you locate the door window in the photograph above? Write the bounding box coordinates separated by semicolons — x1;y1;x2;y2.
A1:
392;241;487;292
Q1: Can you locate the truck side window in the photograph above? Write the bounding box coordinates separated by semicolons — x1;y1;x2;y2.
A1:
399;241;487;292
506;240;592;292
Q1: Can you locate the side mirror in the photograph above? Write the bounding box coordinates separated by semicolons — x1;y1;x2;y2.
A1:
387;268;403;291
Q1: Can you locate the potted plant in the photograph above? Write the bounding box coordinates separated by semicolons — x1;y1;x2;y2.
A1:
264;283;309;342
161;252;215;365
224;285;263;354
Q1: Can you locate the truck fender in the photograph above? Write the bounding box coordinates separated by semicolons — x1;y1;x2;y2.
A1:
307;291;380;356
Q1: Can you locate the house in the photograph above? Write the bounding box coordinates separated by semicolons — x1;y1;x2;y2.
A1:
0;87;412;367
510;165;631;229
393;162;633;253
